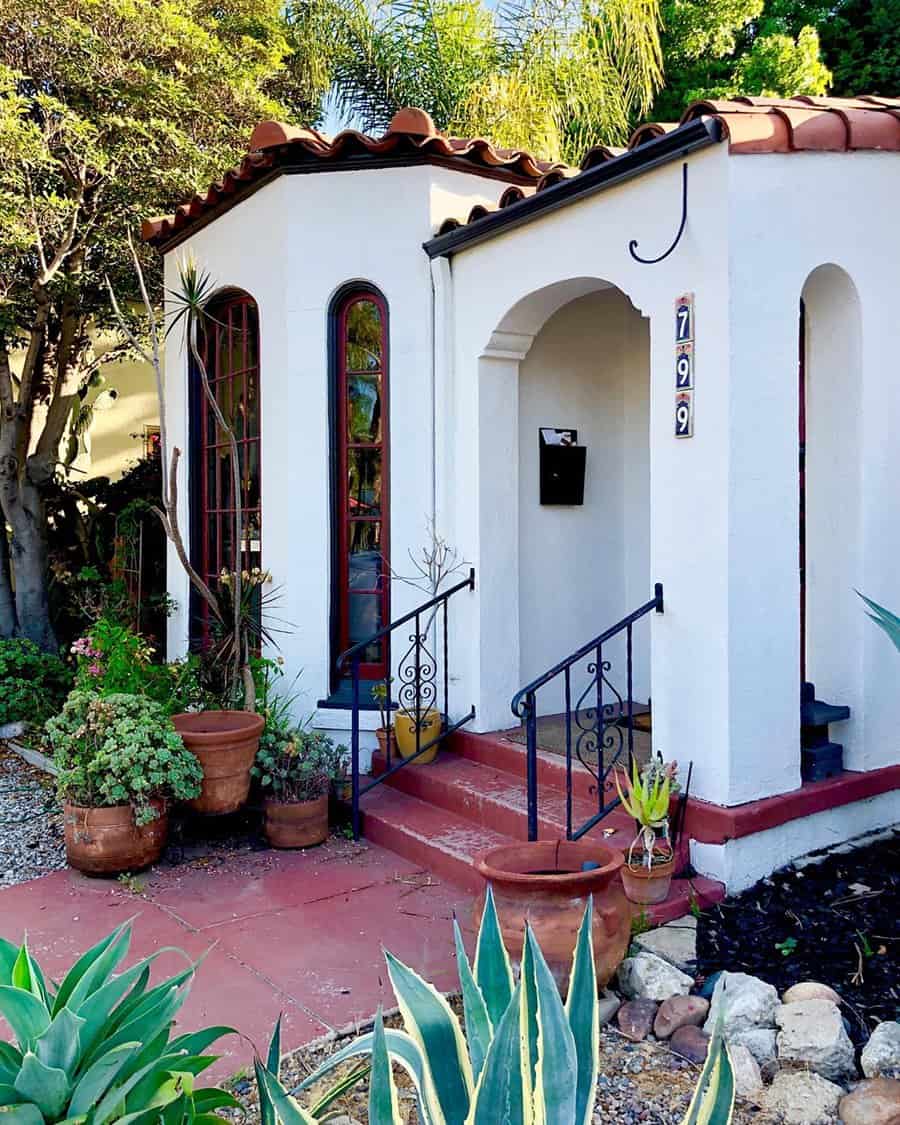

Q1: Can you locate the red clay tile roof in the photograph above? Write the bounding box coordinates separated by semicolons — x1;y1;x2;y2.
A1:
143;96;900;249
433;94;900;238
142;108;564;248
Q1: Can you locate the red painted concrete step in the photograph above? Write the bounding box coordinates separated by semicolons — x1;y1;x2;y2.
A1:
359;781;725;924
371;747;637;854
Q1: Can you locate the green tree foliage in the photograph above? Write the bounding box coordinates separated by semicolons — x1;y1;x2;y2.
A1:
0;0;324;648
304;0;665;162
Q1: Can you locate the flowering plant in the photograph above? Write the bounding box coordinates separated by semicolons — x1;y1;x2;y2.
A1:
46;692;202;823
71;616;155;695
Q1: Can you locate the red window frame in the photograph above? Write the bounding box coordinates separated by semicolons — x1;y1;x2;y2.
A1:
196;292;262;640
335;289;390;680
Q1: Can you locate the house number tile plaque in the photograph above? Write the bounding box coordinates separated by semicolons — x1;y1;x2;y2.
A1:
675;292;694;438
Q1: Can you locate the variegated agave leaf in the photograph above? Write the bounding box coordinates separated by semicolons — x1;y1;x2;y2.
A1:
368;1010;403;1124
565;898;599;1125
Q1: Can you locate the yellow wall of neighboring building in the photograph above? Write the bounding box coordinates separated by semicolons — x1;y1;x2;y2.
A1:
74;349;160;482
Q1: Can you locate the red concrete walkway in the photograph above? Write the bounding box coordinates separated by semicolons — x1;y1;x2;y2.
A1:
0;838;473;1080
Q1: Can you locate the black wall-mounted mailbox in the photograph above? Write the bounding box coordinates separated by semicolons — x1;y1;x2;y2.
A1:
539;428;586;505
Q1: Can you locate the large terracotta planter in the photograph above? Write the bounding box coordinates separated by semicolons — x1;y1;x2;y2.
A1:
172;710;264;815
393;708;441;764
64;799;168;876
474;840;630;993
621;849;675;905
263;795;328;848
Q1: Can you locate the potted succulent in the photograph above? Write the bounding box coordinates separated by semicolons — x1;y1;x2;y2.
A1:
331;744;353;802
371;678;396;758
46;691;203;876
252;725;339;848
615;756;678;905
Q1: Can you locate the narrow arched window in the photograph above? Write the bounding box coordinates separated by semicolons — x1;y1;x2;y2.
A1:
332;287;389;681
191;291;261;642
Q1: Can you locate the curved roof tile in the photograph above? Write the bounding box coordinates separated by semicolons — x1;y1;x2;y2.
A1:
143;107;564;246
144;96;900;248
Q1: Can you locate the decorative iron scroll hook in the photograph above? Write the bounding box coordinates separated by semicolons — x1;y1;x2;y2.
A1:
628;162;688;265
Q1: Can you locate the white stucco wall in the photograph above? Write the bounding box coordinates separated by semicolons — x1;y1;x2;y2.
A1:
517;289;651;713
163;163;508;728
444;144;737;804
726;152;900;782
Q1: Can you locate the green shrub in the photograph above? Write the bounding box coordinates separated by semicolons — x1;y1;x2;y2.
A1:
254;889;736;1124
252;726;344;803
71;616;157;696
0;638;72;727
0;921;238;1123
46;692;202;823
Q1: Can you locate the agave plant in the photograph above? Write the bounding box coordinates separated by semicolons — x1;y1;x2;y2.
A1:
0;920;238;1123
859;593;900;653
615;756;676;868
252;887;734;1124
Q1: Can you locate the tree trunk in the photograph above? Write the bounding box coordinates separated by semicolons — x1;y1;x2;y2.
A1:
0;525;15;638
6;474;56;651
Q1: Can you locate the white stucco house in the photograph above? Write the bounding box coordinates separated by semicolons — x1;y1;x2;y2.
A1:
145;94;900;898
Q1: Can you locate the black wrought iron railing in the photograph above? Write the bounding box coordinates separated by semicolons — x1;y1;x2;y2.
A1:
338;568;476;839
510;583;664;842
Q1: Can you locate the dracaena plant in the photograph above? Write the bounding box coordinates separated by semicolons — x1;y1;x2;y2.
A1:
0;920;238;1123
251;887;735;1124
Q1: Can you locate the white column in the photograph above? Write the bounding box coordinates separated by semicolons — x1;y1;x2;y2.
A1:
470;333;533;732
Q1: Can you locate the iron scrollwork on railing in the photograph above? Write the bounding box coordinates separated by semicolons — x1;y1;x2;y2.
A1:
338;568;476;841
572;655;627;786
511;583;663;842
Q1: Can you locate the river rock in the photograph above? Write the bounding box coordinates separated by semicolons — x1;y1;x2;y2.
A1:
729;1027;778;1066
617;952;693;1002
703;971;779;1036
776;998;856;1081
762;1071;843;1124
617;998;658;1042
597;991;621;1027
782;981;842;1005
632;915;697;972
670;1025;710;1064
654;995;709;1040
863;1022;900;1079
728;1043;762;1102
839;1077;900;1125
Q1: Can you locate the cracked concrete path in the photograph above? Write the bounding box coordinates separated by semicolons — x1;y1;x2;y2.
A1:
0;837;473;1080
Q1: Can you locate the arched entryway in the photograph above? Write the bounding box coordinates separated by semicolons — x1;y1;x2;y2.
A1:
800;264;863;764
475;276;653;748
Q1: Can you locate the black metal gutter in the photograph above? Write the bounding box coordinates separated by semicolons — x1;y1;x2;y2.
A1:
423;116;724;259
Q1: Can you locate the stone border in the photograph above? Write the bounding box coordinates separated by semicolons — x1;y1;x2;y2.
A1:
1;736;57;777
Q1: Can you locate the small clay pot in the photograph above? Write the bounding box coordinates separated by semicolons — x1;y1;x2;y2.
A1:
263;795;328;848
64;799;168;877
474;839;630;993
332;778;353;803
375;727;395;759
172;710;264;815
620;848;675;905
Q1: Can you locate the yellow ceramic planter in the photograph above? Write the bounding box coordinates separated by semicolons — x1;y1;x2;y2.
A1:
393;708;442;763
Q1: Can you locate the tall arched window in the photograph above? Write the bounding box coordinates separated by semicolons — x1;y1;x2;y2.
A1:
191;291;261;642
332;287;389;681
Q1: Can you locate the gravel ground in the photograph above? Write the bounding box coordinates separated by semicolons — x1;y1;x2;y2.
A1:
225;1002;772;1125
0;743;66;886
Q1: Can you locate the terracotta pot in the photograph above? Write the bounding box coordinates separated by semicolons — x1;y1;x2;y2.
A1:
474;840;630;993
332;778;353;803
64;799;168;877
393;708;441;764
263;795;328;848
620;849;675;905
172;710;264;815
375;727;396;758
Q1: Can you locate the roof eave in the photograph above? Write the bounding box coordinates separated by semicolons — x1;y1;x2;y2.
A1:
423;116;724;259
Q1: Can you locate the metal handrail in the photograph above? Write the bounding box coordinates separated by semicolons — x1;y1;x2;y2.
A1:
511;584;663;716
340;567;476;840
337;569;476;671
510;583;664;841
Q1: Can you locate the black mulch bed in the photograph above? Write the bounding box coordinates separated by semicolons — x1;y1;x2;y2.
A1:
695;829;900;1047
